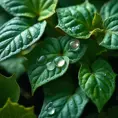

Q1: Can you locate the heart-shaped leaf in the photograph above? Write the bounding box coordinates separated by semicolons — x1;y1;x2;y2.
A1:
79;59;116;112
0;17;46;61
0;74;20;107
100;0;118;20
27;36;87;93
39;75;88;118
99;14;118;49
28;56;69;94
0;99;36;118
56;1;102;39
1;0;58;21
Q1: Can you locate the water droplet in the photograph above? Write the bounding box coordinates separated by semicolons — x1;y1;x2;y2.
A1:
71;25;83;32
46;102;55;116
69;40;80;51
37;55;47;65
54;57;65;67
71;27;76;32
100;88;102;91
71;26;80;32
46;62;55;71
47;107;55;115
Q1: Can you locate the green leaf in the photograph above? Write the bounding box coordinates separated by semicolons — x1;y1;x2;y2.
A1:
56;1;101;39
0;17;46;61
99;14;118;49
27;36;87;93
39;75;88;118
79;59;116;112
0;99;36;118
0;74;20;107
100;0;118;20
1;0;58;21
92;13;103;29
0;57;26;78
28;56;69;94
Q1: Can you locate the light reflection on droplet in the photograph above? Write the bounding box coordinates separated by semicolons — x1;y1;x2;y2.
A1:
46;102;55;116
71;26;80;32
37;55;47;65
47;107;55;115
54;57;65;67
69;40;80;51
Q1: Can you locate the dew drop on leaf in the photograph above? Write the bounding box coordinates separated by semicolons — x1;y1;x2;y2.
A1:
47;107;55;115
54;57;65;67
71;26;80;32
46;102;55;116
46;62;55;71
37;55;47;65
69;40;80;51
71;27;76;32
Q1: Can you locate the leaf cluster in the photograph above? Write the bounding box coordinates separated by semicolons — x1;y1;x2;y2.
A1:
0;0;118;118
